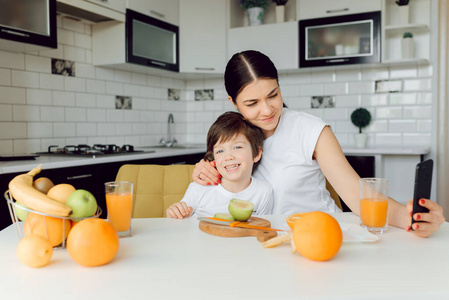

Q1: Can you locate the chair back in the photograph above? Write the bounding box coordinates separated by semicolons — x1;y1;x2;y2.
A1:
115;164;195;218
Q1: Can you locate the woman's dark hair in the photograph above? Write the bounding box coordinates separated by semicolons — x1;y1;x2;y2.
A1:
224;50;279;104
204;111;264;169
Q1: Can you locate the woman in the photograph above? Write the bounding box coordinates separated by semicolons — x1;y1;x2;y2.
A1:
193;50;444;238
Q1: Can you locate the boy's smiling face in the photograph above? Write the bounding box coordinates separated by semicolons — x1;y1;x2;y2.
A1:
213;133;261;186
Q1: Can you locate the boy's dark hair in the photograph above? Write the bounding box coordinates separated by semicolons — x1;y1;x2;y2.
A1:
204;111;264;168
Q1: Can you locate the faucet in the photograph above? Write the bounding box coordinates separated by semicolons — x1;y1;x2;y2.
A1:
160;113;177;147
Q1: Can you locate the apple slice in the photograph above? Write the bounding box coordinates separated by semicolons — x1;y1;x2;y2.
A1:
214;213;235;221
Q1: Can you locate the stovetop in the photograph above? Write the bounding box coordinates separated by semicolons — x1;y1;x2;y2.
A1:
35;144;154;157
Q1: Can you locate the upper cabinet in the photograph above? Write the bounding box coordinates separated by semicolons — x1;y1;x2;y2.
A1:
126;0;179;25
297;0;381;20
382;0;430;64
228;22;298;71
179;0;227;74
0;0;57;53
57;0;125;22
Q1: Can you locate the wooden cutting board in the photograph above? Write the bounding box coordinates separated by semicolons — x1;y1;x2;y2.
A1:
199;217;277;242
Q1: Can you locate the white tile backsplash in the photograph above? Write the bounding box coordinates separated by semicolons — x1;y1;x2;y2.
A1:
0;51;25;70
0;17;436;153
25;55;51;73
0;87;26;104
12;70;39;88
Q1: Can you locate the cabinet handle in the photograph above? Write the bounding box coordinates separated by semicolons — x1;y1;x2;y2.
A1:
195;67;215;71
1;29;29;38
150;10;165;19
66;174;93;180
326;8;349;14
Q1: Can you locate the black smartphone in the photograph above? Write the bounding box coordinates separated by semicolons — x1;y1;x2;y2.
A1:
411;159;433;227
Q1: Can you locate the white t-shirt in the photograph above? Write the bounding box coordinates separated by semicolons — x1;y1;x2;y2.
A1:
181;177;273;218
253;108;341;215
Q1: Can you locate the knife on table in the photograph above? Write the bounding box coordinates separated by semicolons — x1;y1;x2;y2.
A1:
197;217;284;232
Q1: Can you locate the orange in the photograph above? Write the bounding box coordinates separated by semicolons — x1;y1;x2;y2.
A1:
17;235;53;268
292;211;342;261
47;183;76;203
286;212;309;229
67;218;119;267
24;213;72;247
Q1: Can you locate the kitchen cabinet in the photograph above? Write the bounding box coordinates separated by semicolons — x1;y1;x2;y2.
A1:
57;0;125;22
179;0;227;74
228;21;298;71
0;152;205;231
382;0;430;64
297;0;381;20
126;0;179;25
0;0;57;53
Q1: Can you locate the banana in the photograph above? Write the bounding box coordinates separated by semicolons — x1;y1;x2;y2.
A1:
8;165;72;217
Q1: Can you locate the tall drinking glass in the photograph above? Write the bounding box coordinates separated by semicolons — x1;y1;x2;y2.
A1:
105;181;133;237
359;178;388;234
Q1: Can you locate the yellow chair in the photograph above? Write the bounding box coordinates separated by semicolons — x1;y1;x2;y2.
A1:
115;164;195;218
115;164;342;218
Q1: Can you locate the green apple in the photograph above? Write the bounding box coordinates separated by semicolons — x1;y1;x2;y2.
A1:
14;201;30;221
228;199;254;222
65;189;98;220
214;213;235;221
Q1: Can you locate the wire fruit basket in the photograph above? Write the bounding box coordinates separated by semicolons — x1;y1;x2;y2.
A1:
4;190;102;248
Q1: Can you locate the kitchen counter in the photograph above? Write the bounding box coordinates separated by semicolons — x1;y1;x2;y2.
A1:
0;146;207;175
0;145;428;175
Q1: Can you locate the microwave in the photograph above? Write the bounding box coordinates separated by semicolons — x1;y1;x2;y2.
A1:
126;9;179;72
0;0;57;51
299;11;381;68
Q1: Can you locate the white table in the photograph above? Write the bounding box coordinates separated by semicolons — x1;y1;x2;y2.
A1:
1;213;448;300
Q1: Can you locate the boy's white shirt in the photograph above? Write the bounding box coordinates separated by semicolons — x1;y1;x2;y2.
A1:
181;176;273;217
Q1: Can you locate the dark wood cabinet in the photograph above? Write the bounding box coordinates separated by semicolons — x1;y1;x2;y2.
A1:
0;152;205;231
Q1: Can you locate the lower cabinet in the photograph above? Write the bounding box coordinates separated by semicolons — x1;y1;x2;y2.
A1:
0;153;205;231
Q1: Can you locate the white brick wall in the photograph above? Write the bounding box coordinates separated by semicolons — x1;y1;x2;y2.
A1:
0;16;435;153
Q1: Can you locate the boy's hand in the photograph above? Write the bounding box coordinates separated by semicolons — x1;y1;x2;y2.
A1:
166;202;193;219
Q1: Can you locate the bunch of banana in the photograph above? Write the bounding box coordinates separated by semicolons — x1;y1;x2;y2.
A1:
8;165;72;217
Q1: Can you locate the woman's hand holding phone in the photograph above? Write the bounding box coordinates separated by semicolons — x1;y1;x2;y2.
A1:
406;198;445;237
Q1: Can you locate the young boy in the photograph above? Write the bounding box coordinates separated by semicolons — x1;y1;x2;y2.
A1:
166;111;273;219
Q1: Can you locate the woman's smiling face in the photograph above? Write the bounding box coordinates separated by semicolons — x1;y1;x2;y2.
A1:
230;79;283;138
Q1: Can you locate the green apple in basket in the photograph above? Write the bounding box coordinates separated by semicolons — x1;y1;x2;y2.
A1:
14;201;31;221
228;199;254;222
65;189;98;220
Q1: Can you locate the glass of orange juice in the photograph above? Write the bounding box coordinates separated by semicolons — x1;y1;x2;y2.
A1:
359;178;388;234
105;181;133;237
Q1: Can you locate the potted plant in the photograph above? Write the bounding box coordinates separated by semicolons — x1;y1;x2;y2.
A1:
272;0;288;23
351;108;371;148
401;32;414;59
238;0;271;26
396;0;410;24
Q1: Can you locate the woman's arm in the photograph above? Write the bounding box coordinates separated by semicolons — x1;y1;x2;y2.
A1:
314;126;444;237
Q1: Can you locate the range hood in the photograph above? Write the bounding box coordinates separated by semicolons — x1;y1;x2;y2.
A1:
56;0;125;23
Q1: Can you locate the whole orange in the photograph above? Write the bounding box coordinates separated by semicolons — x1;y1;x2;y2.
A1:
17;235;53;268
292;211;342;261
24;213;71;247
47;183;76;203
67;218;119;267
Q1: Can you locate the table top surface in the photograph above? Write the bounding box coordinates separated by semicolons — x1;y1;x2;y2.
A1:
1;213;448;300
